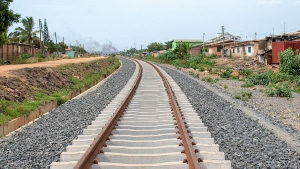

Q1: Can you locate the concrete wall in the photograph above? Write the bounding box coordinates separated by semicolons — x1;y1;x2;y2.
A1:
189;46;202;56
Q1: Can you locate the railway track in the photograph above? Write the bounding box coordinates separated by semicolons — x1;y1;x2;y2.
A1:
50;59;231;169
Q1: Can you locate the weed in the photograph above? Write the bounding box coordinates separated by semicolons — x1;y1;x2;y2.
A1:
249;71;275;85
234;91;252;101
224;85;228;89
202;77;218;83
242;81;255;88
265;83;292;97
239;69;253;77
219;68;232;78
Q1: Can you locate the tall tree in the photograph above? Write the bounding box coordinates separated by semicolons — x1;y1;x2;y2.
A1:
165;41;173;50
0;0;20;45
13;16;38;45
147;42;165;52
43;19;50;46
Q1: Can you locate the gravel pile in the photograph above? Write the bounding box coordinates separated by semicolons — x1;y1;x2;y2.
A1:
0;58;135;168
159;65;300;168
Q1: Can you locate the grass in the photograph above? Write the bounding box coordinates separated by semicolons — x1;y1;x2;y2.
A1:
234;91;253;101
0;57;120;125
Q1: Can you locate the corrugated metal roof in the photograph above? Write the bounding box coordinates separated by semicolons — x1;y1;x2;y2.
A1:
173;39;202;43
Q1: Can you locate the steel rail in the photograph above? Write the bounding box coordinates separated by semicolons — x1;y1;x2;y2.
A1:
146;61;200;169
74;60;143;169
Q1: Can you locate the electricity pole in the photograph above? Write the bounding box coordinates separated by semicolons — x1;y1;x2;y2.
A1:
222;26;225;57
55;32;58;56
202;33;205;53
255;32;257;40
39;19;43;52
284;22;286;34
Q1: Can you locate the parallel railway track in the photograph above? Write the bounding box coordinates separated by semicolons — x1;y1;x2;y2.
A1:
51;59;231;169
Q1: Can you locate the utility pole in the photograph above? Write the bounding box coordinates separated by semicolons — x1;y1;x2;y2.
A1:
284;22;286;34
255;32;257;40
62;37;65;54
273;27;274;35
222;26;225;57
39;19;43;52
55;32;58;56
202;33;205;53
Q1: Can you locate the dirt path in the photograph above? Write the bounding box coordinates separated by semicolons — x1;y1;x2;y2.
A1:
0;57;105;77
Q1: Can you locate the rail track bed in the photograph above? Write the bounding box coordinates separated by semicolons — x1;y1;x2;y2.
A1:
51;60;231;169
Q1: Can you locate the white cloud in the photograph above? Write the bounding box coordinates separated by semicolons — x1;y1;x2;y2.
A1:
257;0;281;5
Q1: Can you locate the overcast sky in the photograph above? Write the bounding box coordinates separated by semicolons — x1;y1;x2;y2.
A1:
10;0;300;51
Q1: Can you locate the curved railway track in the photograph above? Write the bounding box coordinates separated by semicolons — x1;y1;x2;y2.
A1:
51;59;231;169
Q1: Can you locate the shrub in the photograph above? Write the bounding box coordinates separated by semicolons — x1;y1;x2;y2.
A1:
234;91;253;101
279;48;300;76
197;66;205;72
219;68;232;78
202;77;219;83
239;69;253;76
57;97;68;106
293;77;300;88
265;83;292;97
36;52;46;58
249;71;275;85
20;53;31;60
242;81;255;88
272;73;293;84
158;52;177;61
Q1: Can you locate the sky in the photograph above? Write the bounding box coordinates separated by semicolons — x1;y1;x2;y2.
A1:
9;0;300;52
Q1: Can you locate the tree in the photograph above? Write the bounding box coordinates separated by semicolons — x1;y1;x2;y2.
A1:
13;16;38;45
147;42;165;52
165;41;173;50
173;42;189;59
43;19;50;46
0;0;21;46
57;42;67;53
47;40;57;53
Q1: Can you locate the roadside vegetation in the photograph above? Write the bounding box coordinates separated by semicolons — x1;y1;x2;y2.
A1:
135;42;300;98
0;57;120;124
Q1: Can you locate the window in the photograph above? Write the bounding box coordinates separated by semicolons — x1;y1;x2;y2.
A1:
217;46;222;52
248;47;252;53
237;47;240;53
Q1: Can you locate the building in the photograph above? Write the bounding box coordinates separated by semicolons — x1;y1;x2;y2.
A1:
172;39;202;51
208;32;241;43
65;48;75;57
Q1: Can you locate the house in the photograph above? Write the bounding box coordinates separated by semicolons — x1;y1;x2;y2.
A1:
172;39;202;51
189;32;241;57
230;40;260;59
150;50;167;57
65;48;75;57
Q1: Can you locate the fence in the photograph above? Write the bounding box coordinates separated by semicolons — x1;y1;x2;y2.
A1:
0;43;50;62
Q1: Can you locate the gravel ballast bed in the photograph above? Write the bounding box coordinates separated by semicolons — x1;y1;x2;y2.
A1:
159;65;300;168
0;58;135;168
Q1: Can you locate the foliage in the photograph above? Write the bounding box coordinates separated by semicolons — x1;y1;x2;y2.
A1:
241;81;255;88
57;42;68;53
219;68;232;78
239;69;253;77
202;77;219;83
264;83;292;97
12;16;39;45
47;40;57;53
279;48;300;76
173;42;189;59
293;77;300;89
189;71;199;78
248;71;275;85
158;52;177;61
43;19;50;46
164;40;173;50
147;42;165;52
0;0;21;46
234;91;253;101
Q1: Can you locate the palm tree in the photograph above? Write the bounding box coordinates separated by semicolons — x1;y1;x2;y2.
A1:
13;16;39;45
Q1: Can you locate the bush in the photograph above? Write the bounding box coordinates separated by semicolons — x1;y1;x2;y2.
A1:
36;52;46;58
158;52;177;61
20;53;31;60
249;71;275;85
202;77;219;83
293;77;300;89
239;69;253;76
197;66;205;72
219;68;232;78
265;83;292;97
279;48;300;76
234;91;253;101
242;81;255;88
